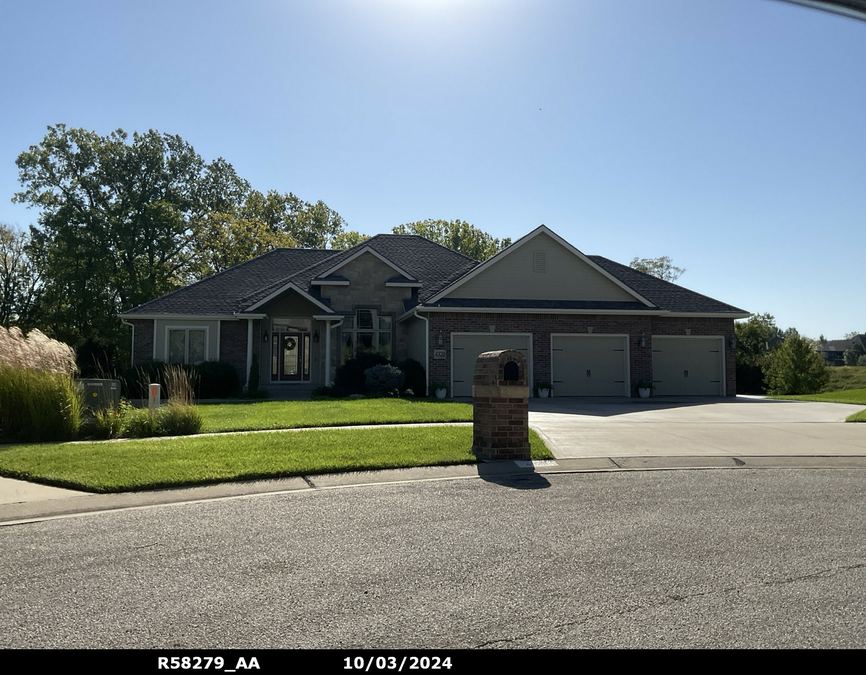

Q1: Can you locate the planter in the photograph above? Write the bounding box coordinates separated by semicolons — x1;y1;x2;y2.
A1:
638;388;651;398
537;388;550;398
435;388;447;399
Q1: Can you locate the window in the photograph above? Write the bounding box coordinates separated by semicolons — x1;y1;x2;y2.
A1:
168;328;206;364
341;309;392;361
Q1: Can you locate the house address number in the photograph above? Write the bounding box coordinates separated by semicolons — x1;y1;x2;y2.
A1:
434;349;446;359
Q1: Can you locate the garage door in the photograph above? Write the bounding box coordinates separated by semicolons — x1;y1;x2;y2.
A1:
551;335;629;396
652;336;724;396
451;334;531;397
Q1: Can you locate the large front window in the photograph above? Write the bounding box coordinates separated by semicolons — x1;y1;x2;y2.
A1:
341;309;392;361
168;329;206;364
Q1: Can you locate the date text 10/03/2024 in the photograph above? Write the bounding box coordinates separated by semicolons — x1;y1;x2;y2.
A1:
344;656;453;671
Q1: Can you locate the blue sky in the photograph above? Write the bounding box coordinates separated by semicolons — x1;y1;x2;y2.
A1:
1;0;863;339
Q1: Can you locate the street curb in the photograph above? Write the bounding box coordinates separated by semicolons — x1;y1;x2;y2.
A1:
3;454;866;526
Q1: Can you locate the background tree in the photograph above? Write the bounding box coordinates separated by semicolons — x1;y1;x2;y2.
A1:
0;224;41;330
14;125;250;352
14;125;358;365
764;334;829;395
629;256;685;282
734;313;782;393
392;219;511;260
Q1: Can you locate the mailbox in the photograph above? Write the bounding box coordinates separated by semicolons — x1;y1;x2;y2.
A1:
471;349;530;460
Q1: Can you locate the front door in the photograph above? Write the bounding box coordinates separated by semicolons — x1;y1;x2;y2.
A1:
272;332;310;381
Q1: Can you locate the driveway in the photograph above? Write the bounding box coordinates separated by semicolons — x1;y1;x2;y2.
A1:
529;396;866;459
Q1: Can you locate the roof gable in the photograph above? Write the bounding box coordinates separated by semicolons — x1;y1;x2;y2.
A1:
428;226;653;306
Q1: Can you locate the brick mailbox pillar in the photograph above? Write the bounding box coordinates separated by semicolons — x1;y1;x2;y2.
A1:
472;349;530;460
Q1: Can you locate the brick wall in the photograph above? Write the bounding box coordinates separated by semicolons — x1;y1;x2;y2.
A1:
219;319;252;384
129;320;154;364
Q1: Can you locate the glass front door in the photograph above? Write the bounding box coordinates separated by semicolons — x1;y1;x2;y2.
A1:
272;332;310;381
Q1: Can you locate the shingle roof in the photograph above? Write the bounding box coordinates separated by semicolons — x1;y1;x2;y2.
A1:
123;248;337;315
587;256;748;314
122;234;477;316
122;233;746;318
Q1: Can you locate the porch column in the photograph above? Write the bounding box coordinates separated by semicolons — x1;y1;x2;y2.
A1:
324;320;332;386
246;318;253;389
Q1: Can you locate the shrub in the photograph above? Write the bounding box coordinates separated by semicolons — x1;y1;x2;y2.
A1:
0;365;83;441
0;326;77;374
194;361;241;398
163;364;197;405
157;403;203;436
333;352;390;396
80;400;132;440
765;335;830;395
365;364;405;397
124;408;159;438
121;361;239;400
396;358;426;397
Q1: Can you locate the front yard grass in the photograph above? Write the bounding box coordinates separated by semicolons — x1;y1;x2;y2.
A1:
197;398;473;432
769;387;866;423
0;427;553;493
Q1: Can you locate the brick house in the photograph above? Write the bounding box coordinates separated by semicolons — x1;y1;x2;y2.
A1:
120;225;749;397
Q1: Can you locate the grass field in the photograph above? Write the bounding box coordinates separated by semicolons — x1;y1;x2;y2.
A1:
825;367;866;392
0;426;552;493
771;384;866;423
197;398;473;432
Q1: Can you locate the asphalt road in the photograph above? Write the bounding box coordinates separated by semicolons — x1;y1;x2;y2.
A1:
3;469;865;650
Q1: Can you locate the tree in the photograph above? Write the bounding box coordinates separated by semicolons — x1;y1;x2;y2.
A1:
0;224;41;329
764;334;829;395
14;124;250;349
629;256;685;282
189;190;362;279
392;220;511;261
734;313;782;394
735;313;781;368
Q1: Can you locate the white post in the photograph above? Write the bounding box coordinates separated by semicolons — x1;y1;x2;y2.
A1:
148;383;161;410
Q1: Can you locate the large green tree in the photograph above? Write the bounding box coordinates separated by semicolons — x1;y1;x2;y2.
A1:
14;124;250;348
190;190;365;278
392;219;511;260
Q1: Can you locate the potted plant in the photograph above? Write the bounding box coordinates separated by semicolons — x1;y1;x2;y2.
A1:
431;382;448;399
534;381;554;398
634;380;654;398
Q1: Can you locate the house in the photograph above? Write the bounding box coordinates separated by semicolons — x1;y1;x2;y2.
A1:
819;335;866;366
120;225;749;397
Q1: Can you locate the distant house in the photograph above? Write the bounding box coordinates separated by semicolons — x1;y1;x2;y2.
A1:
820;335;866;366
120;225;749;397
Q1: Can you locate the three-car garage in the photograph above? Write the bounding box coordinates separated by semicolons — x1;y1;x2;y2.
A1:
449;332;726;397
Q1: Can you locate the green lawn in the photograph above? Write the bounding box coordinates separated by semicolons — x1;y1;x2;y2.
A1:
770;387;866;423
198;398;473;432
0;427;553;493
825;366;866;392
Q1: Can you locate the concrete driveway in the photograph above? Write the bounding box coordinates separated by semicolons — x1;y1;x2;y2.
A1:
529;395;866;459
